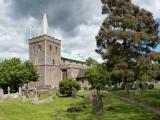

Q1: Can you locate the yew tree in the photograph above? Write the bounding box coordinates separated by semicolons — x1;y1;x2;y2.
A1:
96;0;160;94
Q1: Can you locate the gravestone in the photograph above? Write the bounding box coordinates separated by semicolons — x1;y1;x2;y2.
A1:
34;86;38;98
7;87;11;94
71;87;77;98
84;94;92;101
55;87;60;97
92;90;103;115
21;86;29;102
32;86;39;102
48;86;52;99
56;116;63;120
0;88;4;100
18;87;22;97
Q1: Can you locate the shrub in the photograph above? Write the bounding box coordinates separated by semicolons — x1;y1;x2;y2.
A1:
59;78;81;96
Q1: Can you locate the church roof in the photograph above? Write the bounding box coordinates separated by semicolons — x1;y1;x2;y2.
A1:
61;52;85;63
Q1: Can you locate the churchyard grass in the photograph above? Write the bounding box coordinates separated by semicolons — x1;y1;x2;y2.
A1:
0;90;156;120
113;90;160;108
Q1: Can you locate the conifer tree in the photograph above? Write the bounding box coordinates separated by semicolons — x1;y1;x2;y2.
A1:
96;0;160;94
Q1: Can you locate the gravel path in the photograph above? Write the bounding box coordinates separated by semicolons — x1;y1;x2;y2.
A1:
106;91;160;117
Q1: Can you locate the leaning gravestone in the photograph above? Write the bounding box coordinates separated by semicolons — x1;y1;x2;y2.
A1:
92;89;103;115
34;86;38;98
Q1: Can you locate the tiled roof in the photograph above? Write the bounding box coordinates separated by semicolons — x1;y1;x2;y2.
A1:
61;52;85;63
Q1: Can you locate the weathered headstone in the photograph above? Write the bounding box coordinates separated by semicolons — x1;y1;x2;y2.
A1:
56;88;60;97
34;86;38;98
84;94;92;101
0;88;4;100
56;116;63;120
71;87;77;98
143;83;148;91
92;89;103;115
48;86;53;100
32;86;39;102
7;87;11;94
18;87;22;97
21;86;29;102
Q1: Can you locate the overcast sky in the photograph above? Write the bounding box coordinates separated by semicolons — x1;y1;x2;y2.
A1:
0;0;160;62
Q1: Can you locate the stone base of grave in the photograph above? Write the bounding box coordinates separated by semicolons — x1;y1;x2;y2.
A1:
21;96;28;102
32;98;53;105
7;93;19;100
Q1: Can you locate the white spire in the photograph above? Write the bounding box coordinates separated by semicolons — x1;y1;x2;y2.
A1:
42;12;48;35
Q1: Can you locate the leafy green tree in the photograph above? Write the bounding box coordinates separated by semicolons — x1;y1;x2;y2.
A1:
96;0;160;94
0;58;39;92
85;64;110;115
21;61;39;84
59;78;81;97
86;57;98;66
85;64;111;91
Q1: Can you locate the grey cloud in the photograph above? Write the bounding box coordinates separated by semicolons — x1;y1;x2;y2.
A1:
11;0;102;37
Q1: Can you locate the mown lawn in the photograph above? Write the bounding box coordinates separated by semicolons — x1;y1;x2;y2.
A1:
0;90;156;120
113;90;160;108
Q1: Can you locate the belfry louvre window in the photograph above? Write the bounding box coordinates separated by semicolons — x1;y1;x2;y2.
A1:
33;46;35;52
53;59;55;65
38;45;41;51
56;47;58;53
50;45;52;51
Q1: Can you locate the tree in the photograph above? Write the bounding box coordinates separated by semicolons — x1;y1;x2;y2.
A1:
0;58;39;92
22;60;39;84
86;57;98;66
85;64;110;115
96;0;160;95
85;64;111;91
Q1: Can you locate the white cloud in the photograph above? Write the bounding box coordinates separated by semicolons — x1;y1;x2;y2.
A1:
0;0;159;63
132;0;160;17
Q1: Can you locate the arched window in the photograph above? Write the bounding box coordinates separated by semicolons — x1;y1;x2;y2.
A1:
33;46;35;52
50;45;52;51
56;47;58;53
53;59;55;65
38;45;41;51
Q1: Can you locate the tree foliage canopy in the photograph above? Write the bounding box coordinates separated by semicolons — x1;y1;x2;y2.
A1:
85;57;98;66
85;64;111;91
0;58;39;92
95;0;160;92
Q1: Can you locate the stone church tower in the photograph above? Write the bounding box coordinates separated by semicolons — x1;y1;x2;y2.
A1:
29;13;61;88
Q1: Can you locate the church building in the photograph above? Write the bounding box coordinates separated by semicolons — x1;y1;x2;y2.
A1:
29;13;88;88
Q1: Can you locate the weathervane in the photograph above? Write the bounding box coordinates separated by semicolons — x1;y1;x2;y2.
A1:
29;25;33;39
